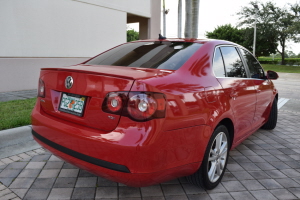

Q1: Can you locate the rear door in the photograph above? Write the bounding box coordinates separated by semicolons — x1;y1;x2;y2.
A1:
213;46;257;140
239;48;273;128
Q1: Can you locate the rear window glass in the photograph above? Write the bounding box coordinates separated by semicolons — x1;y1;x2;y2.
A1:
220;46;247;78
213;48;226;77
85;42;202;70
240;48;265;79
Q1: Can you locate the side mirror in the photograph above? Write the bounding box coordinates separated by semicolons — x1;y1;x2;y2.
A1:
267;70;279;80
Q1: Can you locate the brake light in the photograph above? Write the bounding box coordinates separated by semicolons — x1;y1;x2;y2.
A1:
106;93;123;113
102;92;166;121
128;93;157;120
38;78;45;98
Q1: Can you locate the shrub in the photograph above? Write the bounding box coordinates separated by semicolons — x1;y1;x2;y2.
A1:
258;57;300;66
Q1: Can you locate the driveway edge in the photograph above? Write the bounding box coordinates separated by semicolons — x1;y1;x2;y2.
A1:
0;125;41;159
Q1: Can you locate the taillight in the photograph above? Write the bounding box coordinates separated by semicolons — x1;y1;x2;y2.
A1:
106;93;123;113
38;78;45;98
127;93;165;121
102;92;166;121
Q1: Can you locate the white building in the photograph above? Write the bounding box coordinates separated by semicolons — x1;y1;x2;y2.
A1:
0;0;161;92
0;0;161;57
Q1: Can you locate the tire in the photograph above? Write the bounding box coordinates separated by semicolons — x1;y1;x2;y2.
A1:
261;98;277;130
187;125;230;190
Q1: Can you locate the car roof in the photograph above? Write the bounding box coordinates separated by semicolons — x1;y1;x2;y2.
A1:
134;38;239;46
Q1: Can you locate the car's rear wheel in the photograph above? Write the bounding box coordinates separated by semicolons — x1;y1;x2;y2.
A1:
261;98;277;130
187;125;229;190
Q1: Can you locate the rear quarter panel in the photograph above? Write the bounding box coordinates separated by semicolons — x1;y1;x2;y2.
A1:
136;41;235;139
132;41;237;166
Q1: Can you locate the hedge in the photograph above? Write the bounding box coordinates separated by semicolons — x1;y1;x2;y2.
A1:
258;57;300;66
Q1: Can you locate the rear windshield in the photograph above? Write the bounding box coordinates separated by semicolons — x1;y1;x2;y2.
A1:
85;41;202;70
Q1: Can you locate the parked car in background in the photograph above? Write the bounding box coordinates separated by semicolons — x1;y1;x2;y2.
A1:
31;38;278;189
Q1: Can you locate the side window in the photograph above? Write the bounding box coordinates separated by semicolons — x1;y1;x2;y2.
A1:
213;48;226;77
240;48;265;79
220;46;247;78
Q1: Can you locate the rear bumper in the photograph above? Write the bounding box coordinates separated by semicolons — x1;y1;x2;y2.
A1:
33;131;201;187
32;100;210;187
32;130;130;173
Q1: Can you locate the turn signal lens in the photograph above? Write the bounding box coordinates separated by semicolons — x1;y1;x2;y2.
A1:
38;79;45;98
107;93;122;112
138;101;148;112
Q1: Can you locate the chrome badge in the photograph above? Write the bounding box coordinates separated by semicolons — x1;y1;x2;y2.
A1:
65;76;73;89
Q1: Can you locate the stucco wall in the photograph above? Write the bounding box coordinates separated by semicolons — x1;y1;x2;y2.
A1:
0;0;126;57
78;0;151;17
0;58;89;92
0;0;161;92
150;0;161;39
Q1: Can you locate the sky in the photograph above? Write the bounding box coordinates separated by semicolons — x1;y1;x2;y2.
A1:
129;0;300;54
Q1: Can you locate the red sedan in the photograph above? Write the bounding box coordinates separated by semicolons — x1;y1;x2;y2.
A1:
31;38;278;189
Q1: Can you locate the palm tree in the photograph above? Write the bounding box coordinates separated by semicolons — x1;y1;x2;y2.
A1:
184;0;200;38
178;0;182;38
163;0;166;36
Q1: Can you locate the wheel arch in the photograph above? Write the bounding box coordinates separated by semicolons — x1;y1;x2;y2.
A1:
218;118;234;149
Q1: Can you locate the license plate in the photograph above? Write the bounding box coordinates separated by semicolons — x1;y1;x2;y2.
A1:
59;93;87;117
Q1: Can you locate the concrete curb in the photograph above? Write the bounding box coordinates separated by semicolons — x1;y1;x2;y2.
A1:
0;125;32;148
0;125;41;159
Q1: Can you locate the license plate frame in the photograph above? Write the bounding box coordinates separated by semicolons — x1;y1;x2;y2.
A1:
58;92;87;117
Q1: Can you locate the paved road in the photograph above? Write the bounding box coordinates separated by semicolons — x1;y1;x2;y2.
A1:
0;73;300;200
272;73;300;114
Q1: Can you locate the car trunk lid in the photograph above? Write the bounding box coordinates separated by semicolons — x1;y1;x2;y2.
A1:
39;65;173;131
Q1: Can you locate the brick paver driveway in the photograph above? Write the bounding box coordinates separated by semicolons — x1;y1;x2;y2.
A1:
0;73;300;200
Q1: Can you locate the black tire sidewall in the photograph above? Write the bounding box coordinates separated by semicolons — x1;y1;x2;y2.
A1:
201;125;230;190
261;97;278;130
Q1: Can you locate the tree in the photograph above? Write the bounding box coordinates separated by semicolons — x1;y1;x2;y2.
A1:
206;24;245;44
237;1;300;64
178;0;182;38
286;50;296;58
127;29;139;42
185;0;200;38
242;26;277;57
206;24;277;57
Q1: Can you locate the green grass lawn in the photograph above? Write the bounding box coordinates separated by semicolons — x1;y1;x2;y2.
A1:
261;64;300;73
0;98;36;130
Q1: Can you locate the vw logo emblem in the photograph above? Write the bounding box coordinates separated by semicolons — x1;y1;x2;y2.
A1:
65;76;73;89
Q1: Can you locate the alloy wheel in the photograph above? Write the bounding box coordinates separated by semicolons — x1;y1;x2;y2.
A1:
207;132;228;183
